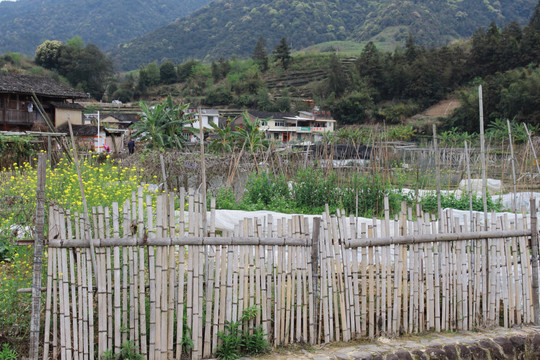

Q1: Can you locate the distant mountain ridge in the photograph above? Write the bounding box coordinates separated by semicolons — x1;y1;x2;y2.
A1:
111;0;537;70
0;0;211;55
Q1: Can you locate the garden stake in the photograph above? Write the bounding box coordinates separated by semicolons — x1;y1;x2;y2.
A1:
464;141;474;230
530;199;540;325
507;119;518;223
67;121;98;281
433;124;441;229
29;153;46;360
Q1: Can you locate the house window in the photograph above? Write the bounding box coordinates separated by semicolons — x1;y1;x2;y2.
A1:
297;134;302;140
275;121;285;127
261;121;267;126
0;97;3;108
274;133;280;139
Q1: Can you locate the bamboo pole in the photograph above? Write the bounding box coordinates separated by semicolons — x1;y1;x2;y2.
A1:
478;85;488;230
463;141;474;231
507;120;518;223
67;121;98;278
199;107;208;235
29;154;46;360
530;199;540;324
160;154;168;193
433;125;442;228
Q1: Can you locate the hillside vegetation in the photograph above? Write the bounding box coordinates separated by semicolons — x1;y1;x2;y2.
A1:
0;0;211;55
111;0;537;70
104;2;540;132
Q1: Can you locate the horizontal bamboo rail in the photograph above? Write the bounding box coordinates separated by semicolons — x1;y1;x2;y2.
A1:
48;236;310;248
346;228;532;248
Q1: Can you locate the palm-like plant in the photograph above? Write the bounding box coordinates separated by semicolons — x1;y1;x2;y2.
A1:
132;95;194;149
208;121;235;153
233;111;269;154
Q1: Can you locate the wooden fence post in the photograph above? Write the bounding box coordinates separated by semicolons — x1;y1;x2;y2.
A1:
312;216;321;337
530;198;540;325
29;153;47;360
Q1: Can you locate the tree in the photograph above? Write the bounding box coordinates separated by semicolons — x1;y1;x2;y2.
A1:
273;38;292;69
160;61;176;84
132;95;195;149
146;62;161;85
34;40;63;69
137;67;149;95
35;38;112;99
253;36;268;71
327;54;348;96
331;90;374;125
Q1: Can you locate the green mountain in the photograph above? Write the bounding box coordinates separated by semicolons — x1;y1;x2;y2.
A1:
0;0;211;56
111;0;537;70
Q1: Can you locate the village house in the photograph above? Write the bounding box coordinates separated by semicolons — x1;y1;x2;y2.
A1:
0;73;86;131
233;108;336;144
185;108;221;142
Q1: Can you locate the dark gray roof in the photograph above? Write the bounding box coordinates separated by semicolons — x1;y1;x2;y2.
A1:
0;73;86;99
103;113;140;123
57;123;97;136
50;101;85;110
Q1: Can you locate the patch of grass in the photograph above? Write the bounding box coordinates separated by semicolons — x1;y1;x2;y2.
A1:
0;344;18;360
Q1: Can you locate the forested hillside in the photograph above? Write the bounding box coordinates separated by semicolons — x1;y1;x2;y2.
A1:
0;0;211;55
111;0;536;70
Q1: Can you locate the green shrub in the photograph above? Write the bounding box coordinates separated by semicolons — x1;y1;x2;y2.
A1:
420;192;503;213
215;306;270;360
243;172;289;207
341;174;402;217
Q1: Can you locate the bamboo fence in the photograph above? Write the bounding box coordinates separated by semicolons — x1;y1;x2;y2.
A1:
42;187;539;360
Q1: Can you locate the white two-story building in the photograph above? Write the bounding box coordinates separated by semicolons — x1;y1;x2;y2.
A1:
261;110;336;143
244;109;335;144
185;108;221;142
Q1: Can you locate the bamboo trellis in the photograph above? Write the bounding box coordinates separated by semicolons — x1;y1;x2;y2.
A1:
42;188;539;360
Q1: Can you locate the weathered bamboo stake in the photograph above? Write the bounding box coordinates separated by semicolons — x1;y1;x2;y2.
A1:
199;107;208;235
159;154;168;193
42;227;54;360
433;125;442;229
203;243;215;357
211;245;221;352
97;206;107;356
146;195;157;360
67;224;80;360
507;120;518;223
29;154;46;360
122;203;130;345
530;199;540;324
231;244;239;324
85;245;95;359
104;208;113;350
191;244;201;360
52;242;59;359
167;196;176;359
464;141;474;230
67;121;98;279
218;243;227;338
